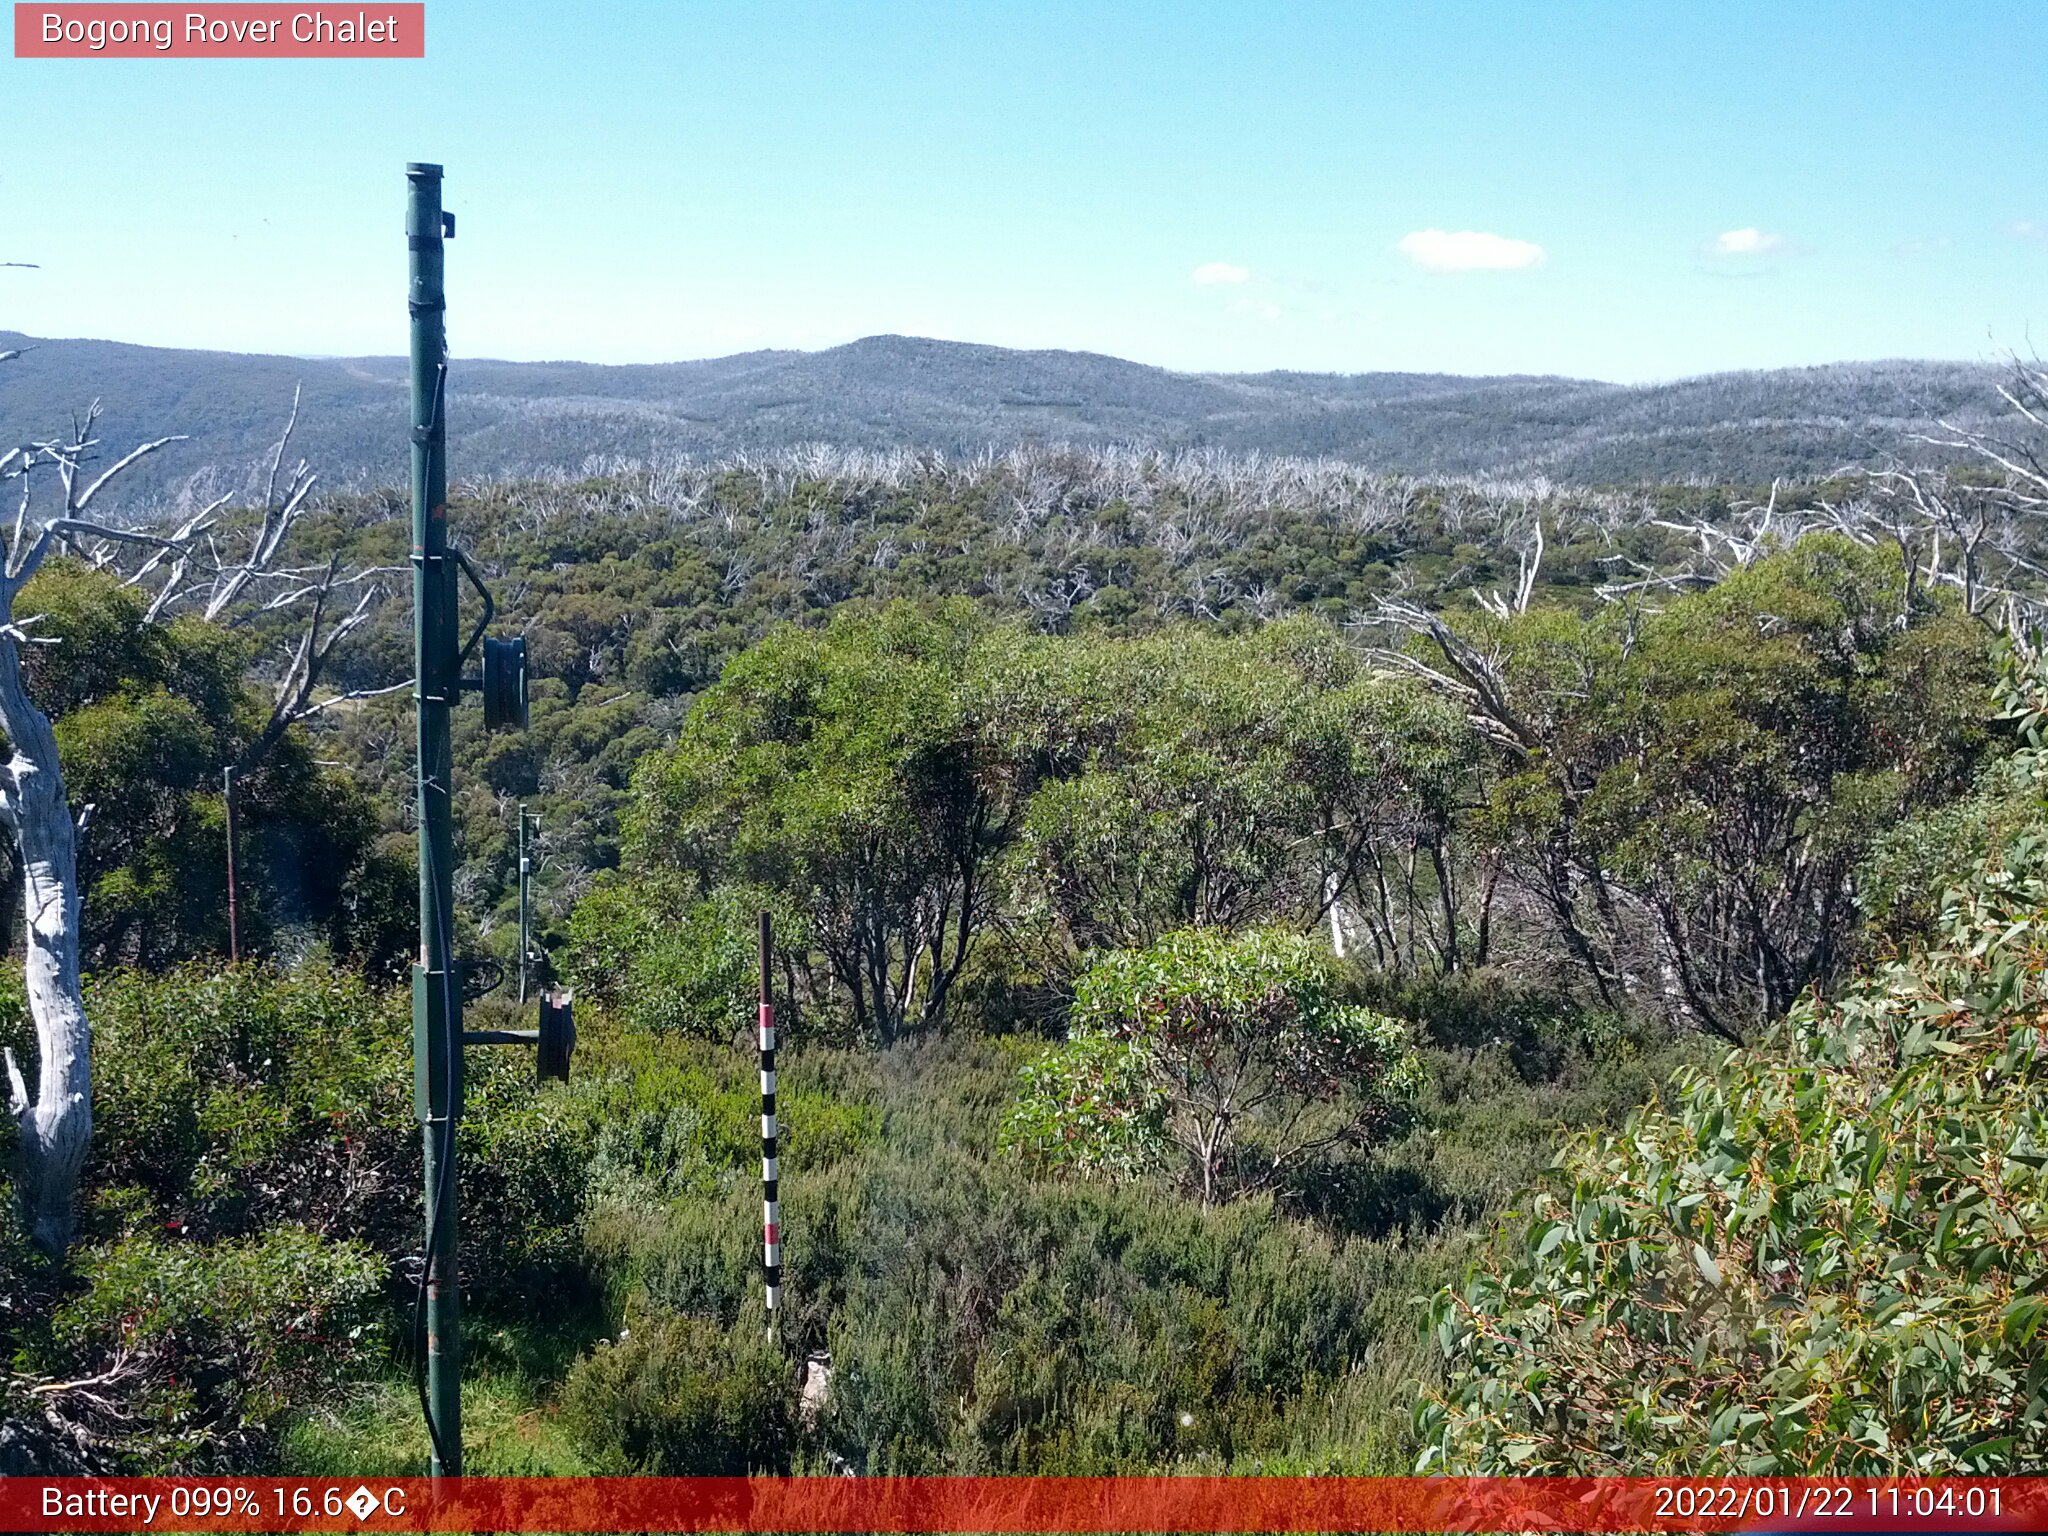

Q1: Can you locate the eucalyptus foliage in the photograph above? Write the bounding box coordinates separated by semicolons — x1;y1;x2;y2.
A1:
19;562;399;971
1417;534;1993;1039
1006;927;1420;1203
623;608;1468;1042
995;620;1471;976
567;881;772;1041
628;601;1018;1043
1422;657;2048;1473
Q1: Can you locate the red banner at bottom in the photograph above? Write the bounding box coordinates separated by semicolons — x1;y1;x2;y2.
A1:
4;1476;2042;1534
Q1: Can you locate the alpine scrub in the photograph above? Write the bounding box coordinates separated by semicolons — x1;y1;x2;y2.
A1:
1421;661;2048;1475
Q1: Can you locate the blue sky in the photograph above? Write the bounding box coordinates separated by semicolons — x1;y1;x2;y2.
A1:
1;0;2043;380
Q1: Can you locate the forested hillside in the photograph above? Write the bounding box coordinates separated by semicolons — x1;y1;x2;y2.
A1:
4;362;2048;1476
0;331;2003;502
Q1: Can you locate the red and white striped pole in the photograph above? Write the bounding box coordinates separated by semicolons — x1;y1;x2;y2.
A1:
758;910;781;1333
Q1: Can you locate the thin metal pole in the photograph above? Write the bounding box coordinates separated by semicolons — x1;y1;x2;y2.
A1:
517;805;530;1005
408;160;462;1480
222;765;239;963
759;910;780;1335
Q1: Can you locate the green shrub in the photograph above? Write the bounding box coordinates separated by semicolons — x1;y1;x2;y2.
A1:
1001;1028;1162;1182
574;1033;1429;1475
1858;742;2038;948
1290;969;1694;1240
86;964;413;1246
458;1049;592;1310
561;1314;794;1473
574;1033;881;1214
1351;965;1637;1078
1004;928;1421;1203
54;1226;384;1466
567;880;767;1040
813;1146;1399;1472
1421;684;2048;1474
85;963;591;1310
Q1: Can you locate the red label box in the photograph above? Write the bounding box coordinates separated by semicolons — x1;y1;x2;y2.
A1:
14;3;425;57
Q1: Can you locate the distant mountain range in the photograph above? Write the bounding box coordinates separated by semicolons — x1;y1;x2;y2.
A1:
0;330;2008;503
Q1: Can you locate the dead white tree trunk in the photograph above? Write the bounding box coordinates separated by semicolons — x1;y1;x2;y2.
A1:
0;395;182;1253
63;386;409;766
0;576;87;1256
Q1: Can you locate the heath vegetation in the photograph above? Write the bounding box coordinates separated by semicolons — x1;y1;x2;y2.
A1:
7;355;2048;1476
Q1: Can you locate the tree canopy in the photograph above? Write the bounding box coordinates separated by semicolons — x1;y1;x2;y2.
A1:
1421;654;2048;1474
16;562;405;973
1005;926;1421;1204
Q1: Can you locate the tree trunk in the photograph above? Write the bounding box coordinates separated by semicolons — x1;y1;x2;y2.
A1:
0;634;89;1257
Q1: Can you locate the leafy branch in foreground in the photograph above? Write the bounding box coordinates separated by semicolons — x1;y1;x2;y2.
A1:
1421;653;2048;1474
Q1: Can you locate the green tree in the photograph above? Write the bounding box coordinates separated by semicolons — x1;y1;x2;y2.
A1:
1397;534;1992;1039
18;563;396;971
1420;656;2048;1474
995;621;1472;980
1586;536;1990;1036
629;601;1032;1043
1005;927;1421;1204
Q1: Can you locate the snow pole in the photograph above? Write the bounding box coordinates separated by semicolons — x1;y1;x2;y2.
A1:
759;909;781;1334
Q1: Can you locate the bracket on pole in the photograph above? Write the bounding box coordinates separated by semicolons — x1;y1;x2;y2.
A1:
462;991;575;1082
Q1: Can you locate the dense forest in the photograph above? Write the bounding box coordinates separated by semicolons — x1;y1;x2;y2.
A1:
4;359;2048;1476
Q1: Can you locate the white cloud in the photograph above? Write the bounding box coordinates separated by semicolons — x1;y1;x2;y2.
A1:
1192;261;1251;286
1396;230;1544;272
1711;227;1783;256
2013;221;2048;243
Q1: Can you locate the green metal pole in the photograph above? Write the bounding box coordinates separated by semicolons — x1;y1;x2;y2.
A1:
407;161;462;1479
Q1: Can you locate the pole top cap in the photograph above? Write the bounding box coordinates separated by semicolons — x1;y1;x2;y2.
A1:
406;162;444;177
